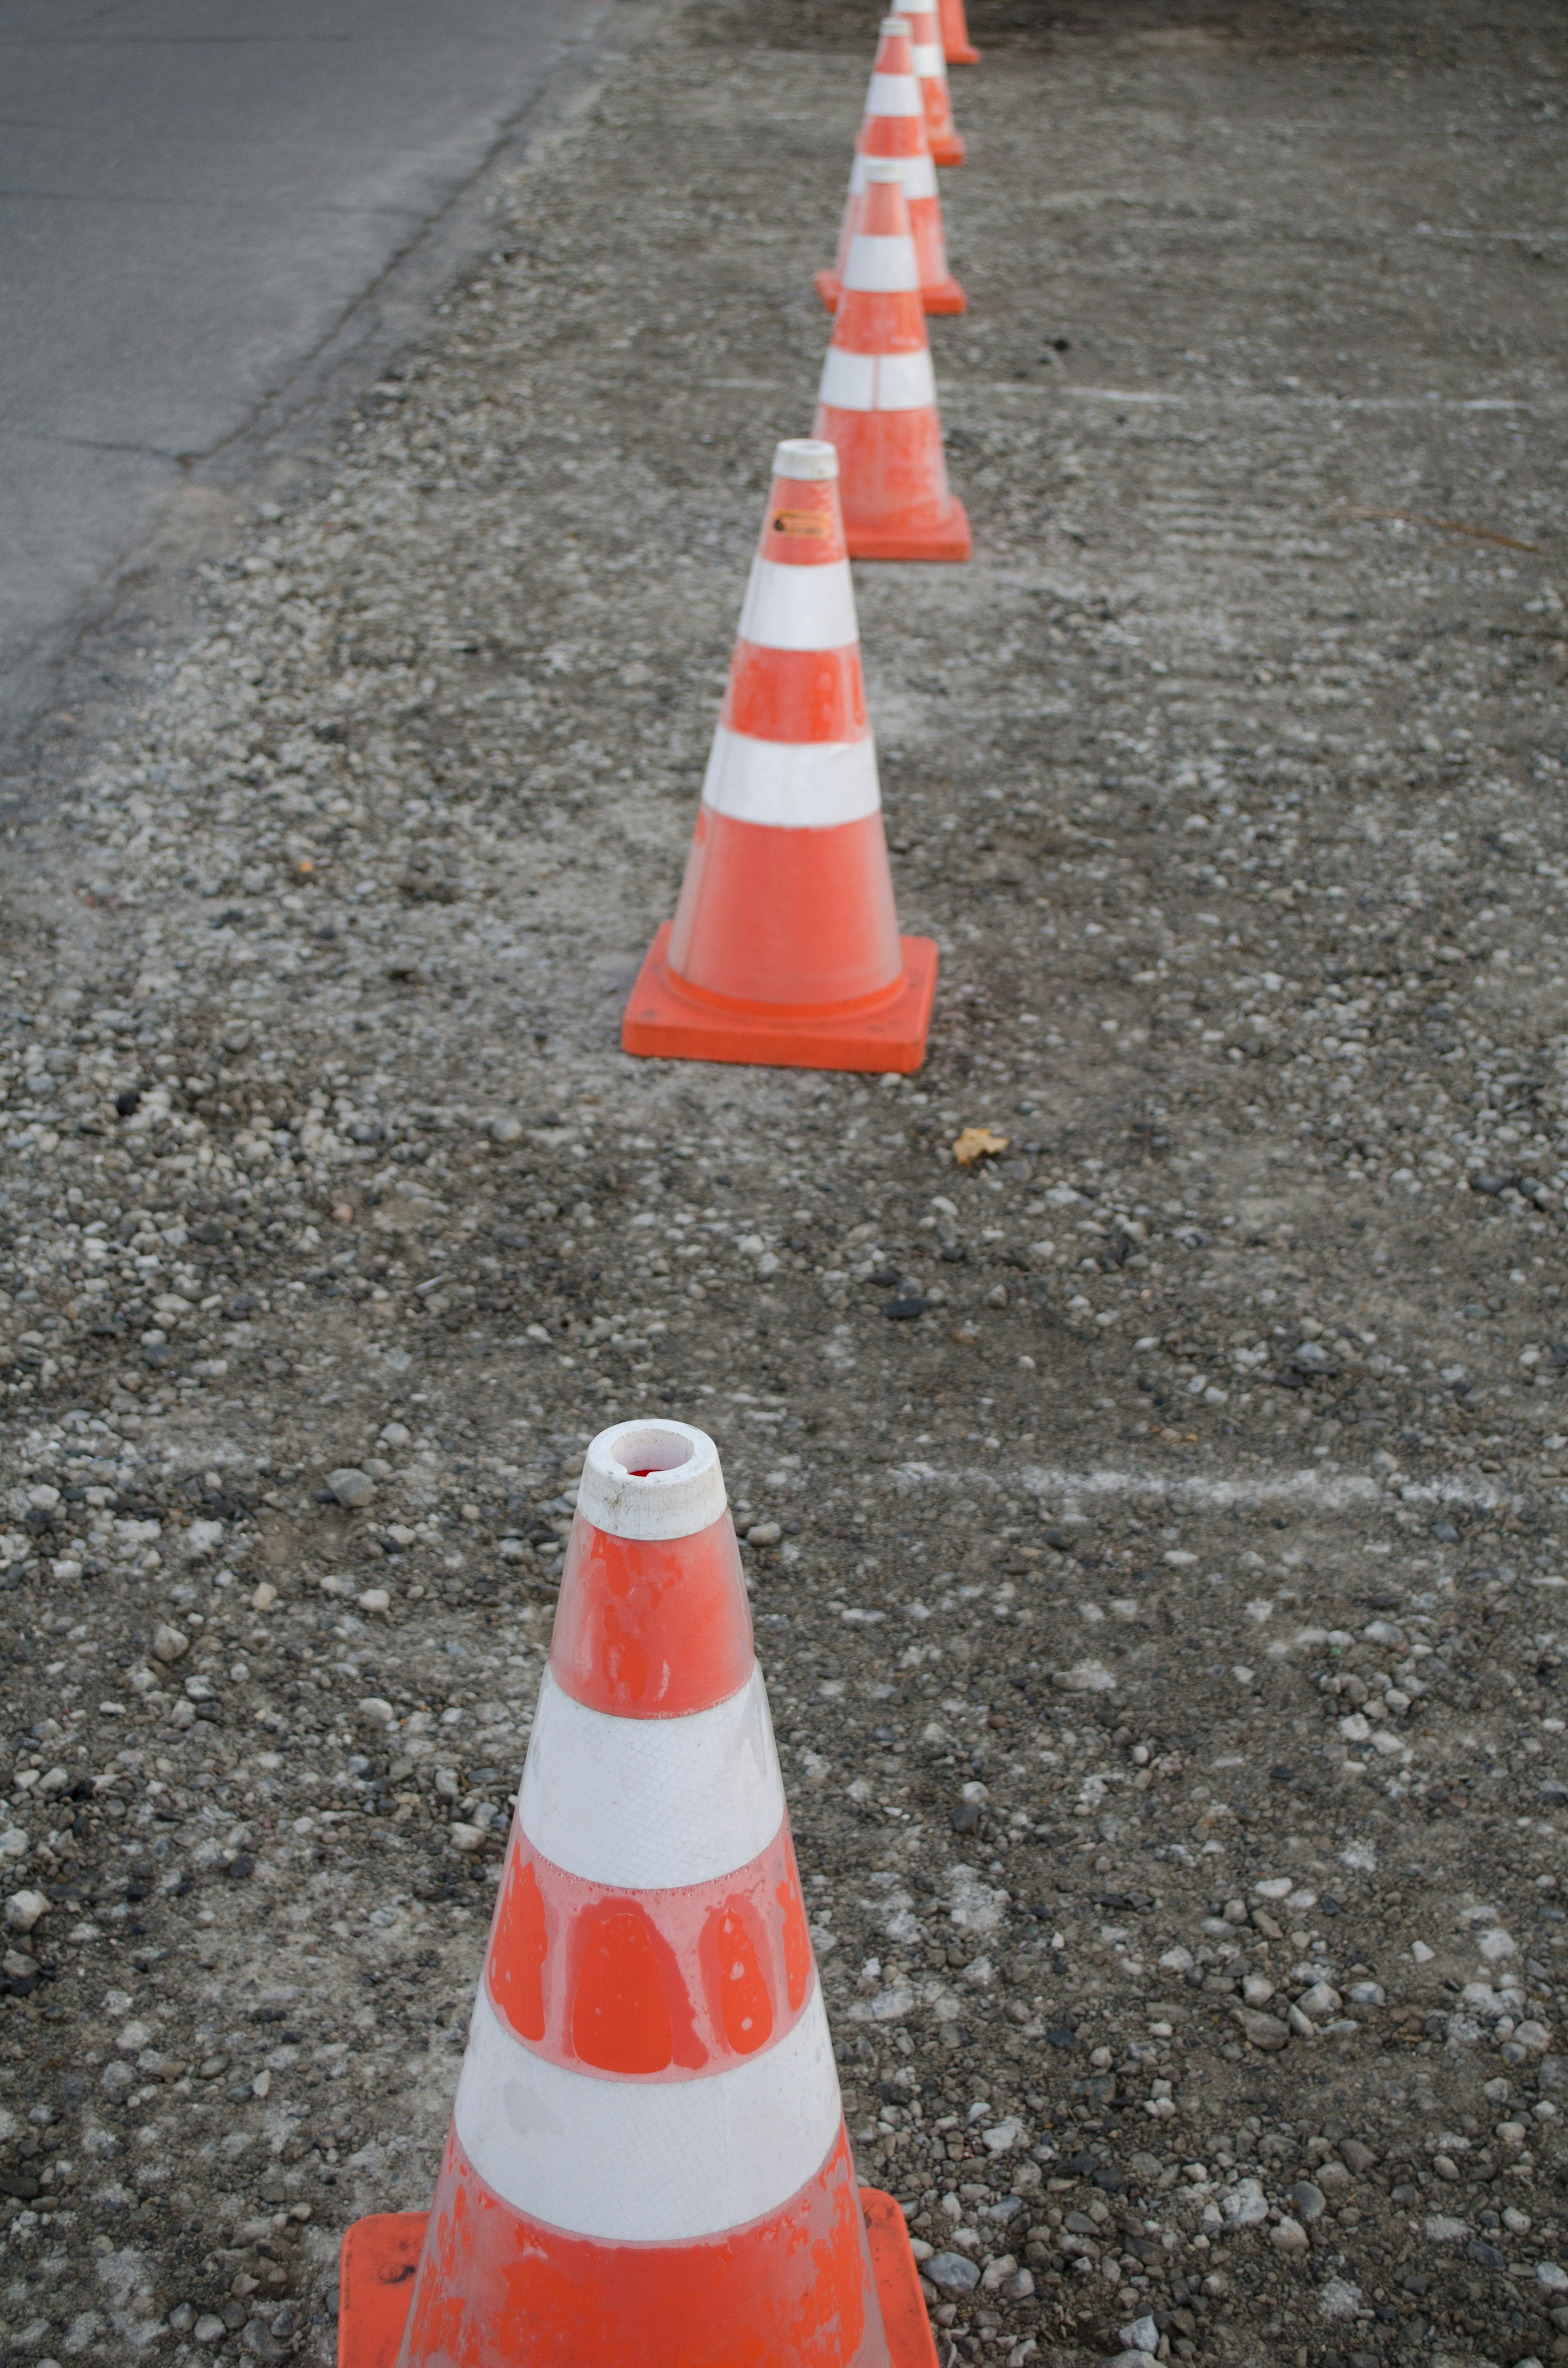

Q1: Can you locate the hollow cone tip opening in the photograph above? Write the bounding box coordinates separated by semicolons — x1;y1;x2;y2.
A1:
577;1416;727;1541
774;437;839;482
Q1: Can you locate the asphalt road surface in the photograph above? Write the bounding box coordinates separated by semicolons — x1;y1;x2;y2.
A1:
0;0;605;735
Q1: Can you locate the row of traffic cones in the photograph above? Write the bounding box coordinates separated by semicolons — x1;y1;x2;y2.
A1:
624;6;981;1077
339;1420;940;2367
340;32;987;2348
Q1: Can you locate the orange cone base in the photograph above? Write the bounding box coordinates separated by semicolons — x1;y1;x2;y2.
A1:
947;41;980;62
930;133;966;164
622;923;937;1074
815;269;967;317
337;2192;939;2368
846;499;971;564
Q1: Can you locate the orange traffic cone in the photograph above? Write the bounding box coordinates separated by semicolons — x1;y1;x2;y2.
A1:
939;0;980;65
816;18;964;317
337;1417;939;2368
900;0;965;164
621;439;937;1073
814;163;971;564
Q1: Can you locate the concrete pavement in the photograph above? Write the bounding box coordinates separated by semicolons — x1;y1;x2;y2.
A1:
0;0;608;734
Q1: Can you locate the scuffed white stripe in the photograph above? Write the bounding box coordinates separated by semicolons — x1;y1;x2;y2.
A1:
818;344;937;413
737;555;858;652
851;150;937;201
519;1665;784;1887
910;40;943;72
867;70;922;117
454;1984;840;2243
886;1457;1515;1516
844;233;920;294
702;725;880;830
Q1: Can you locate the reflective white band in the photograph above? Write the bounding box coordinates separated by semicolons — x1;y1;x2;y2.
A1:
866;71;922;117
519;1664;783;1887
577;1418;726;1542
738;555;858;653
844;232;921;294
455;1982;840;2244
818;343;937;414
910;40;942;71
702;725;881;830
850;150;937;201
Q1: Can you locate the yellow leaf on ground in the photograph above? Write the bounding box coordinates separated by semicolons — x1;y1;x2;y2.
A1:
952;1125;1010;1168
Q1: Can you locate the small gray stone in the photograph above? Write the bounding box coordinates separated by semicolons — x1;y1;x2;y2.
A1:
1271;2217;1310;2253
153;1622;190;1663
1233;2006;1290;2051
1119;2316;1159;2355
925;2251;980;2295
194;2315;227;2346
1287;2180;1326;2221
327;1467;375;1510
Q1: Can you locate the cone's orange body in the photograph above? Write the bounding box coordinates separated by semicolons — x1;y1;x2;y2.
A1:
939;0;980;65
621;440;936;1071
813;166;970;564
816;19;964;316
336;1420;938;2368
900;0;966;164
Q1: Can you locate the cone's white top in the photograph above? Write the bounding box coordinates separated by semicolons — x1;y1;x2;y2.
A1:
519;1663;784;1886
864;158;903;184
577;1418;725;1541
880;12;909;27
738;556;858;653
702;726;881;831
866;69;921;117
849;149;936;200
456;1982;841;2243
773;437;837;483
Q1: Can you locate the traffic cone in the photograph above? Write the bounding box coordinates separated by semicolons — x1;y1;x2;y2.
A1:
620;439;937;1073
336;1417;940;2368
939;0;980;65
813;163;971;564
816;18;965;317
900;0;965;164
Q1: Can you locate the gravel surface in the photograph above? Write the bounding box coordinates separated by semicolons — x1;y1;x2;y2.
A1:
2;2;1568;2364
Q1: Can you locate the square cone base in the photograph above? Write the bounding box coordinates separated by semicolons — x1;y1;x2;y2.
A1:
621;923;937;1074
846;501;971;563
815;268;966;316
336;2190;939;2368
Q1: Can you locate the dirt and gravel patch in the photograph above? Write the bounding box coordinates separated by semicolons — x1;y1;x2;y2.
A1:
2;2;1568;2364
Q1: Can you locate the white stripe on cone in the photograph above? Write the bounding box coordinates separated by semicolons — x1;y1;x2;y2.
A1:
909;38;944;72
736;555;859;653
519;1665;785;1889
844;232;921;294
455;1981;842;2243
866;70;922;116
817;345;938;414
701;726;881;830
849;149;937;200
